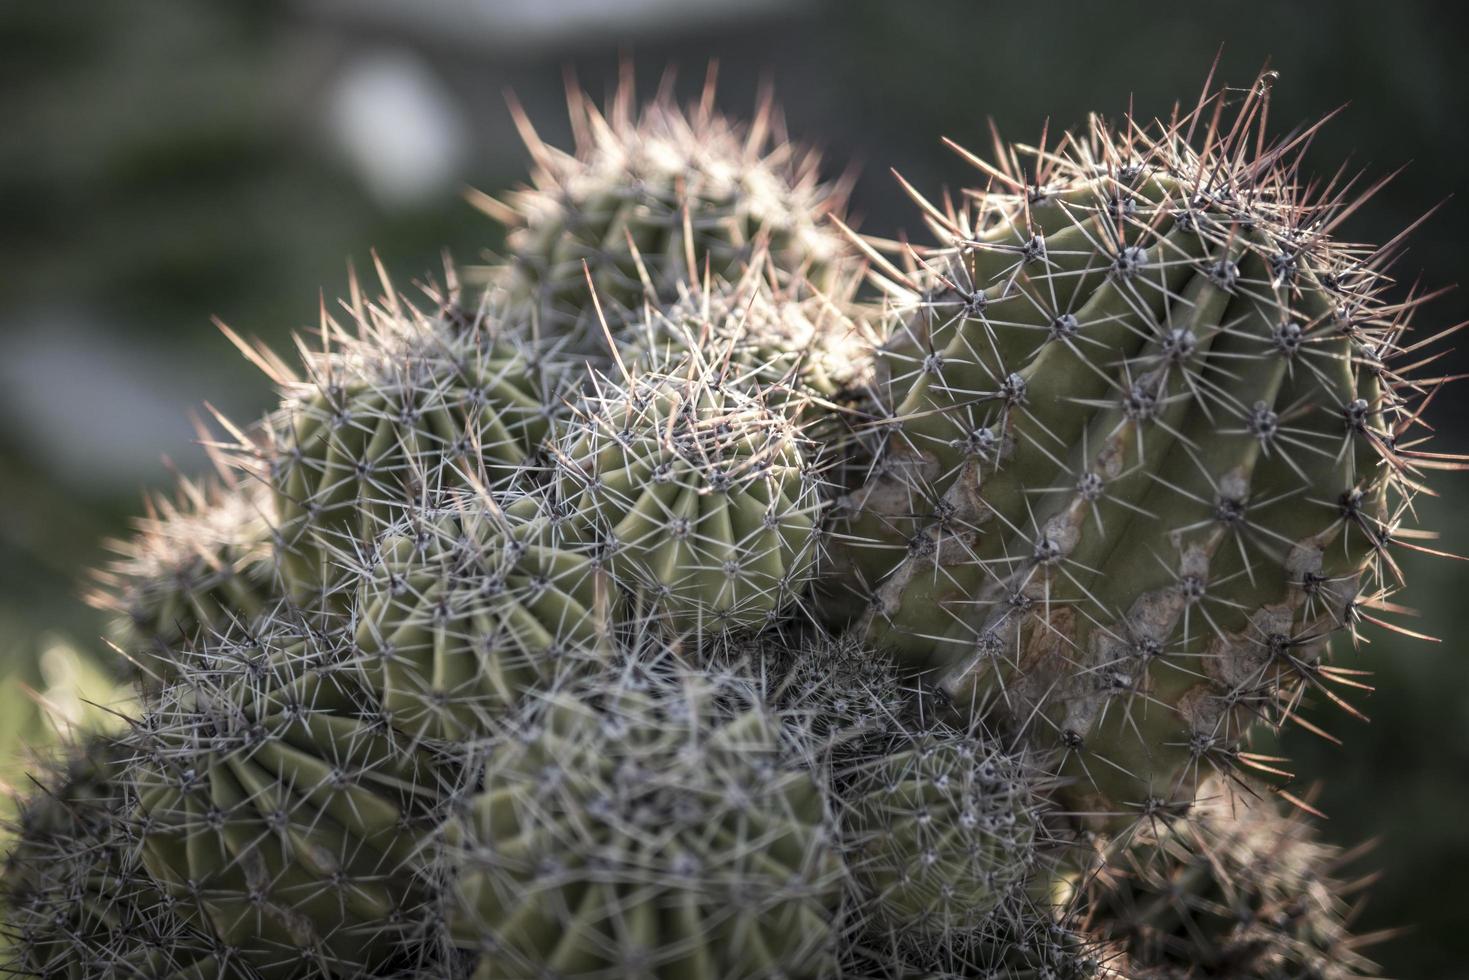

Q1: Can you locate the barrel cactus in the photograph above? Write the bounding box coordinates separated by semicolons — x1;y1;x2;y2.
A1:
840;715;1044;933
247;284;567;606
553;353;824;633
125;623;454;979
0;70;1451;980
352;488;611;741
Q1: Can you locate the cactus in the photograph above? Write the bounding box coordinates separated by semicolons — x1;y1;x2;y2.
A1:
476;72;851;363
125;623;454;979
243;279;567;606
351;488;611;741
1081;784;1380;978
2;737;245;979
824;76;1446;828
443;664;844;979
553;353;824;633
840;715;1043;934
1;69;1455;980
87;475;279;687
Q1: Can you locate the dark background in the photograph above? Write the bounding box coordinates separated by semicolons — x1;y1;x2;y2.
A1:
3;2;1467;975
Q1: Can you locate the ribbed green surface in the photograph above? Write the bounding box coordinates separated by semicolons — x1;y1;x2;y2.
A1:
3;737;252;980
261;303;561;606
352;490;610;741
843;725;1037;932
825;113;1400;827
445;671;843;980
555;359;822;633
128;630;450;979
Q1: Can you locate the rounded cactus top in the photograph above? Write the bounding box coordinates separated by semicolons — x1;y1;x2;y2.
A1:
87;474;279;686
554;355;824;634
236;276;572;606
477;72;852;356
351;488;612;742
637;264;876;403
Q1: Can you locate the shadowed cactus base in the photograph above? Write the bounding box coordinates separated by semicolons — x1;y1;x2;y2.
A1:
842;718;1042;933
3;737;253;979
1083;783;1380;978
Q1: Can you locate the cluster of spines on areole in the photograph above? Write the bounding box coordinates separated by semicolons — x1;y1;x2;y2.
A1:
1079;781;1385;978
819;72;1457;829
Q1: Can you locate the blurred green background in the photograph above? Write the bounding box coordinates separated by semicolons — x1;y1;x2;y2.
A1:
3;1;1466;975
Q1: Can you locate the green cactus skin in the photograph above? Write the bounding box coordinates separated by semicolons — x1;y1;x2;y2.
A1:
250;286;567;608
823;78;1435;829
444;666;844;980
3;737;253;979
87;476;279;688
475;76;850;362
841;720;1041;934
554;355;823;633
351;489;612;742
126;625;453;980
1082;784;1379;979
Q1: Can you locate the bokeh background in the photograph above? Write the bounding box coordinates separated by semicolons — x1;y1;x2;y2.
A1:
3;2;1467;975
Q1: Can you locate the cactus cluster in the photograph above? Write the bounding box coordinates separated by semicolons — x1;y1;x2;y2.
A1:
3;70;1456;979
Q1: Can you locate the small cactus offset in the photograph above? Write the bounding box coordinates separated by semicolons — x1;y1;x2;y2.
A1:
444;663;845;980
87;474;280;687
1081;782;1382;978
2;69;1455;980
